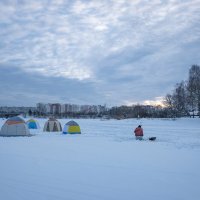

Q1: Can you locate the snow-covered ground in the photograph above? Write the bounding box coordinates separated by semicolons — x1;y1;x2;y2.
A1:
0;118;200;200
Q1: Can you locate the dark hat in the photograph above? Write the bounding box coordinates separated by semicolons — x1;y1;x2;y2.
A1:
138;125;141;128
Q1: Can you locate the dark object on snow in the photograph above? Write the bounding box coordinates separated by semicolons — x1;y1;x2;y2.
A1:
149;137;156;141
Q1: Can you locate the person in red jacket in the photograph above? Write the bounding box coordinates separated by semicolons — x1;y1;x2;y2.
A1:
134;125;143;140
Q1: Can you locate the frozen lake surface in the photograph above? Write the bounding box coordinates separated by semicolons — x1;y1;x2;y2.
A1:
0;118;200;200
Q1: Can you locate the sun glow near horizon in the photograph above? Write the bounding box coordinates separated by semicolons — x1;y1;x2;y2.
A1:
123;97;165;107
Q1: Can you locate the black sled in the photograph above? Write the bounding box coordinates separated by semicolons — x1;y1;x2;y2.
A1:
149;137;156;141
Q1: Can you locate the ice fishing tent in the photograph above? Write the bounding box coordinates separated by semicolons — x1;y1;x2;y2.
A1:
26;119;40;129
63;120;81;134
0;116;30;136
43;118;62;132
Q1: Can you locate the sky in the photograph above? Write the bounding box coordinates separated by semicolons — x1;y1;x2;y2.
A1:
0;0;200;107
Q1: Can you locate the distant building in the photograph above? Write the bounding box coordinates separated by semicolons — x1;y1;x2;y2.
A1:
52;103;61;115
36;103;46;114
0;106;36;117
61;104;66;114
45;103;52;114
35;102;108;115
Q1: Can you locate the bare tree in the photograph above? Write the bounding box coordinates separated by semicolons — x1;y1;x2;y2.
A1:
164;93;175;117
187;65;200;117
172;81;188;117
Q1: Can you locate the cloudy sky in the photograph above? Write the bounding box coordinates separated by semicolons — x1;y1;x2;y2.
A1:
0;0;200;107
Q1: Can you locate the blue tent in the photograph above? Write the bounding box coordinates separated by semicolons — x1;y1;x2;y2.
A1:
26;119;40;129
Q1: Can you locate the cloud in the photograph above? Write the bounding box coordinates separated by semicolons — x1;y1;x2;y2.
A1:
0;0;200;105
0;65;101;106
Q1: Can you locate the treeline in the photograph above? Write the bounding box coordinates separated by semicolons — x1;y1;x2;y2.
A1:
29;105;166;119
164;65;200;118
108;105;165;119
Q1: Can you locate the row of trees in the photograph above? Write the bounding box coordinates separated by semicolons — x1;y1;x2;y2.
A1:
164;65;200;118
28;105;166;119
108;105;165;118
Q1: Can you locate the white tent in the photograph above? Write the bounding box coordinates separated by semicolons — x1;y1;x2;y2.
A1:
43;118;62;132
0;116;31;136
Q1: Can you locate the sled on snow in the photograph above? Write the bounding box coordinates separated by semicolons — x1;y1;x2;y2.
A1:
148;137;156;141
135;136;156;141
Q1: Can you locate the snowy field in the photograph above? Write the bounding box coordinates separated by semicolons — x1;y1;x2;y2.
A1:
0;118;200;200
